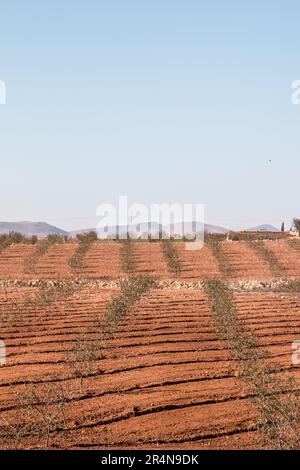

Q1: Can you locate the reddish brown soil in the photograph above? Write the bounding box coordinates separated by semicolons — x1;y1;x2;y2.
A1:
1;240;300;449
234;291;300;368
32;243;78;279
0;245;36;279
131;242;220;280
175;243;220;280
263;240;300;278
132;243;169;279
220;241;272;280
0;244;77;280
0;240;299;281
79;243;122;279
1;287;300;449
0;288;253;449
0;287;117;401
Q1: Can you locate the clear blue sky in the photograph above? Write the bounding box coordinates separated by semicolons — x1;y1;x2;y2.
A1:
0;0;299;231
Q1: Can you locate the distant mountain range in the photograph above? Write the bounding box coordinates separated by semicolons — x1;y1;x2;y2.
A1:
0;221;281;237
0;221;68;236
246;224;280;232
70;222;228;237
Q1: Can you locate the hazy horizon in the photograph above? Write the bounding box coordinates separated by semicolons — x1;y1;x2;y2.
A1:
0;218;285;234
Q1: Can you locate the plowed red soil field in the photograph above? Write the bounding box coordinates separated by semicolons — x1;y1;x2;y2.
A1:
235;291;300;368
1;238;300;449
0;240;300;281
220;241;272;280
2;285;300;450
263;240;300;278
175;243;220;280
79;243;122;279
131;243;170;279
33;244;78;279
0;245;36;279
0;244;78;280
0;287;116;381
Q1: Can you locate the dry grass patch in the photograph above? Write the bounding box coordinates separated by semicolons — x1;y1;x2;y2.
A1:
0;383;68;449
